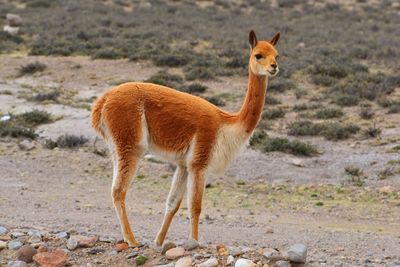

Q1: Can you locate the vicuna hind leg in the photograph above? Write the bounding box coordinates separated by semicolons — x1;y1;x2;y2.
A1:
187;169;205;241
111;148;142;246
155;165;188;246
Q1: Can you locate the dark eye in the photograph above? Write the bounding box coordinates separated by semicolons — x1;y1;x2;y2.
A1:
255;54;263;60
276;55;279;60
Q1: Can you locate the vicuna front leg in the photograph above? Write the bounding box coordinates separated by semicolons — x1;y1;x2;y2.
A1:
111;150;140;246
155;165;188;245
187;170;205;241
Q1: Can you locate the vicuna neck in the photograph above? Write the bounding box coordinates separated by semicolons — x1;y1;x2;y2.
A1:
237;70;268;134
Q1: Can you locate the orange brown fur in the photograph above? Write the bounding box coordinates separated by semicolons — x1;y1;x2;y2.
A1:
91;30;280;246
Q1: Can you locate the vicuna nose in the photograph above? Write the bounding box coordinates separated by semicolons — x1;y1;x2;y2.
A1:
271;63;277;69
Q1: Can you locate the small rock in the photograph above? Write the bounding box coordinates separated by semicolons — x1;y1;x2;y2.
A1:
155;264;174;267
17;245;37;263
115;242;129;252
6;13;22;27
165;247;185;260
216;244;228;256
11;232;25;238
55;232;69;239
126;251;139;259
265;228;274;234
183;239;199;251
7;261;27;267
161;241;176;254
198;257;219;267
379;186;393;194
0;240;7;249
227;255;235;265
229;247;243;257
29;233;42;244
8;240;23;250
108;250;118;256
276;260;291;267
235;258;256;267
66;238;78;250
99;236;115;243
88;248;105;255
0;235;11;241
3;25;19;35
263;248;279;258
176;256;193;267
68;235;97;248
33;249;68;267
135;255;148;265
286;244;307;263
0;226;8;235
37;245;48;253
291;158;304;167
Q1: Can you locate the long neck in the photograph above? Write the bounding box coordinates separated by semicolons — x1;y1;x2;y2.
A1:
237;70;268;134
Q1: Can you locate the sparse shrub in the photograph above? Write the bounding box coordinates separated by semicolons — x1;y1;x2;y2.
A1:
312;74;336;87
315;108;344;119
334;94;360;106
359;109;374;119
92;49;121;59
363;126;381;138
262;108;285;120
49;135;88;148
344;165;365;186
145;71;184;88
288;120;360;140
0;90;12;95
181;83;207;94
0;121;37;139
378;167;394;180
263;137;317;156
17;110;53;126
32;91;60;102
269;79;296;92
26;0;52;8
18;62;46;76
185;66;214;81
265;96;281;105
388;102;400;114
292;103;321;111
249;130;268;147
204;96;225;107
154;54;189;67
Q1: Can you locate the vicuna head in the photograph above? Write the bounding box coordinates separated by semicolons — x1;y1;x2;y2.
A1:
248;30;280;77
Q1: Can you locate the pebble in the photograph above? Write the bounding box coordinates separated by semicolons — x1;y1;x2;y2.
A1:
0;240;7;249
276;260;291;267
176;256;193;267
66;237;78;250
108;250;118;256
68;235;97;248
126;251;139;259
33;249;68;267
291;158;304;167
0;235;12;241
229;247;244;257
217;244;229;256
227;255;235;265
161;241;176;254
0;226;8;235
16;245;37;263
135;255;148;265
198;257;219;267
7;261;27;267
3;25;19;35
183;239;199;251
263;248;280;258
235;258;256;267
99;236;115;243
6;13;22;27
18;140;35;150
55;232;69;239
11;232;25;238
165;247;185;260
88;248;105;255
286;244;307;263
29;233;42;244
265;228;274;234
115;242;129;252
8;240;23;250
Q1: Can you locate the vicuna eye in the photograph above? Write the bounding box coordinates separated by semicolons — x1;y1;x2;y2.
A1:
255;54;263;60
276;55;280;59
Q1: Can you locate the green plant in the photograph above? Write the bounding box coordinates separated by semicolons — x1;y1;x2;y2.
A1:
363;126;381;138
204;96;225;107
181;83;207;94
145;71;184;88
262;108;285;120
315;108;344;119
47;135;88;148
263;137;317;156
359;109;374;119
18;62;46;76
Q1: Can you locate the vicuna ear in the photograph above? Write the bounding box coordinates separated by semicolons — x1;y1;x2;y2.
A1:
249;30;258;49
270;32;280;46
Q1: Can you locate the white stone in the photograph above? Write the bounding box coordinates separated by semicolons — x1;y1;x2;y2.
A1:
227;255;235;265
286;243;307;263
175;256;192;267
3;25;19;35
6;13;22;27
7;261;27;267
198;257;219;267
234;258;256;267
0;240;7;249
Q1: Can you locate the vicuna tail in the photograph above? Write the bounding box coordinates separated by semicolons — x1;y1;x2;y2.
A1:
91;93;108;139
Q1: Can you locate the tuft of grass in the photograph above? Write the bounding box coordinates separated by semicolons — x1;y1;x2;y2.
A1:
18;62;46;76
315;107;344;119
359;109;374;119
249;130;317;156
262;108;286;120
388;102;400;114
288;120;360;140
46;135;88;149
145;71;184;88
0;121;37;139
26;0;52;8
180;83;207;94
204;96;225;107
154;54;189;67
17;110;53;126
345;165;365;186
265;96;281;105
334;94;360;107
269;79;296;92
292;103;321;111
263;137;317;156
32;91;60;102
363;126;381;138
